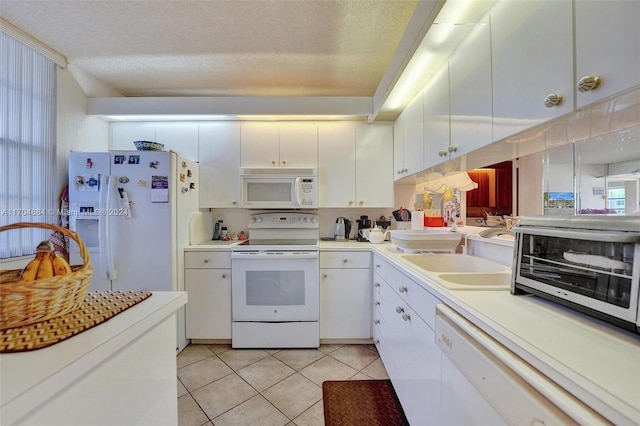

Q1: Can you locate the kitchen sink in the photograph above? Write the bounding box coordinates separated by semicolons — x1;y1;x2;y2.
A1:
400;254;512;290
401;254;509;273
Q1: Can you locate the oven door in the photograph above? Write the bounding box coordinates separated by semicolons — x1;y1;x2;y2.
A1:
231;251;319;321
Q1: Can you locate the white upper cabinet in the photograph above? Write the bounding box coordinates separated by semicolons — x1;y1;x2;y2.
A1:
423;64;451;169
393;113;405;179
318;122;357;207
111;122;156;151
240;122;318;168
355;123;394;207
449;15;493;158
575;0;640;108
110;122;199;161
491;0;574;142
319;122;394;208
154;123;199;161
199;122;241;208
402;93;425;176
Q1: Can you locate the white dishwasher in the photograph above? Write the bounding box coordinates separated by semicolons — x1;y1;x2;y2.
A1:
435;304;609;425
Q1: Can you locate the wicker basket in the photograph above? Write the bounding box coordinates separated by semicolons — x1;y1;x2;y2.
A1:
0;222;93;330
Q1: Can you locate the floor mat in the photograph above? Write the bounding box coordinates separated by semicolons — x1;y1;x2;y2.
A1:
322;379;409;426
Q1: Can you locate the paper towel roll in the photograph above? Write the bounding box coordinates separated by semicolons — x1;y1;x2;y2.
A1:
411;211;424;230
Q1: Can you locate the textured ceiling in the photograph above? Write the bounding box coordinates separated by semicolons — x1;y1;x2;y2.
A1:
0;0;419;98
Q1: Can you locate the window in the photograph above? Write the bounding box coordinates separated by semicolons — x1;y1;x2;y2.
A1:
607;185;626;215
0;32;56;258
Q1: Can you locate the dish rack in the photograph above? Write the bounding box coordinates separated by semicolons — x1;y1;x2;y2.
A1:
389;230;463;253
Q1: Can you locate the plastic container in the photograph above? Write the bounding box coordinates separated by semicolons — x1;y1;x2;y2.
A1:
424;216;444;227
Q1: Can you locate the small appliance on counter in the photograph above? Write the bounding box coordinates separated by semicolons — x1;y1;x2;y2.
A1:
512;215;640;334
334;217;351;241
356;215;373;242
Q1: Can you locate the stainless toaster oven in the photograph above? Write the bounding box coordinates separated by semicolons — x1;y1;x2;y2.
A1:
512;216;640;334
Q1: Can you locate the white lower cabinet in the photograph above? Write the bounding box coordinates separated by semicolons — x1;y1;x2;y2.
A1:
320;251;371;340
184;251;231;340
374;256;441;425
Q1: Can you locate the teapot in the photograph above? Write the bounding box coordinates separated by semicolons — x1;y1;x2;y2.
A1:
360;227;389;244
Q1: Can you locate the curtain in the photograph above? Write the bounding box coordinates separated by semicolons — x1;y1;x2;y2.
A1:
0;31;56;258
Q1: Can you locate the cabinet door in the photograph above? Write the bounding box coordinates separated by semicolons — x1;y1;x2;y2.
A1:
491;0;574;142
110;122;155;151
320;268;371;339
279;122;318;167
318;122;356;207
423;64;451;169
393;113;405;180
355;123;394;207
403;92;424;175
199;123;241;208
155;123;199;161
240;122;280;167
185;268;231;339
449;15;492;157
575;0;640;108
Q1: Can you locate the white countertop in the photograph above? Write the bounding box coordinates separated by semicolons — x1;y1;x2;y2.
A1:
1;291;187;409
373;244;640;425
183;235;639;423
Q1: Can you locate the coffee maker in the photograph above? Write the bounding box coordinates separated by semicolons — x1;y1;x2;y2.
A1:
356;215;373;242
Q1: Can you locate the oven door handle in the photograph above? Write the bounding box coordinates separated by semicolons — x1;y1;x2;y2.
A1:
516;228;640;243
232;251;319;260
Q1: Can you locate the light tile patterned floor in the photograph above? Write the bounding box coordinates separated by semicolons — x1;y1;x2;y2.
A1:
177;344;389;426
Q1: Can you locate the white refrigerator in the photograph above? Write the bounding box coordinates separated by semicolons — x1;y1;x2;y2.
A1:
68;150;198;352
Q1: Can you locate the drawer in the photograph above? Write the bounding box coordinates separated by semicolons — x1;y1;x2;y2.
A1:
387;266;440;330
320;251;370;269
372;254;390;281
184;251;231;269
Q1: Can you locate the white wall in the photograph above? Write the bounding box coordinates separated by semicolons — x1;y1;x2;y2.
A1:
55;67;110;197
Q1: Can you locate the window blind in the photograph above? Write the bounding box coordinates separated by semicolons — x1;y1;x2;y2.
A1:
0;31;56;259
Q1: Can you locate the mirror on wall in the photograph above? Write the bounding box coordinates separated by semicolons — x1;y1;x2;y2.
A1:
466;161;513;222
543;125;640;216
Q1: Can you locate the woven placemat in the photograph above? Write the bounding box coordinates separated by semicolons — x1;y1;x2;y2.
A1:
323;379;409;426
0;291;151;353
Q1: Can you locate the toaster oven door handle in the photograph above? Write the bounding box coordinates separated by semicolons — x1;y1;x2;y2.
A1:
517;228;640;243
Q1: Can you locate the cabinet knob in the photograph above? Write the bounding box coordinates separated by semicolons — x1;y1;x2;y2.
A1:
358;201;364;206
374;282;381;288
323;273;328;279
348;200;354;205
543;93;563;108
232;200;237;205
203;258;210;263
397;170;402;174
438;150;448;157
271;160;277;165
577;75;601;92
448;145;458;154
374;319;380;325
222;273;228;279
375;339;380;345
282;160;287;165
402;313;411;322
375;301;381;306
375;264;381;269
342;258;348;263
395;306;404;314
403;168;408;173
398;285;407;293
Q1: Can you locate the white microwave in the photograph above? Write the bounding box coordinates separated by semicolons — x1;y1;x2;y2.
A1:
241;167;318;209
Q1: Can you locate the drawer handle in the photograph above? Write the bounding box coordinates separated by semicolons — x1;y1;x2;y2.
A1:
375;339;380;344
577;75;601;92
374;282;380;288
395;306;404;314
374;319;380;325
323;274;328;279
438;150;447;157
203;258;210;264
402;313;411;322
342;258;348;263
375;301;381;306
398;285;407;293
222;273;228;279
448;145;458;154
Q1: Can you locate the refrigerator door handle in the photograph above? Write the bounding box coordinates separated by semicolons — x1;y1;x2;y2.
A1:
101;175;117;280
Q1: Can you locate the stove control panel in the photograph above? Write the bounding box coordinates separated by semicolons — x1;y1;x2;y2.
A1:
248;212;318;229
